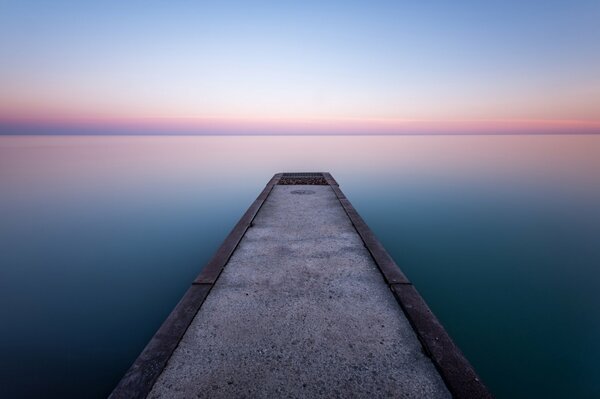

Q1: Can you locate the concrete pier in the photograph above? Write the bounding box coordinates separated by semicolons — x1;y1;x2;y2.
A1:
110;173;491;399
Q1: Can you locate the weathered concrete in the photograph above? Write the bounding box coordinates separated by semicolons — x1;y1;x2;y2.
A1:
148;185;451;398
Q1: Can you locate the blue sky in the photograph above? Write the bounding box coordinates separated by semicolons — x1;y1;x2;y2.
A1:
1;0;599;133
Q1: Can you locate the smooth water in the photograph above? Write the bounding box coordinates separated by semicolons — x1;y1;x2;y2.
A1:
1;135;599;398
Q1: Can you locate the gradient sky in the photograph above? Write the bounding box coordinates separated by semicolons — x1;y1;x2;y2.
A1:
1;0;599;134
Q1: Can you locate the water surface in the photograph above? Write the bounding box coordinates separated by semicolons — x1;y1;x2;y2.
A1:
1;135;599;398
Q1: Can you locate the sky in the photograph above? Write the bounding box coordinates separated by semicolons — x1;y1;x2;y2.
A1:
0;0;599;135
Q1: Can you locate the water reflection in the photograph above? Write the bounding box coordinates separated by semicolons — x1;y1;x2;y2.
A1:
1;135;599;398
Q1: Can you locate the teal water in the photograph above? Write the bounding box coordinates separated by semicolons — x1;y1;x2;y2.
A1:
1;135;599;398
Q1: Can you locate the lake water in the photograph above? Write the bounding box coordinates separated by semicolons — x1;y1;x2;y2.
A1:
1;135;599;398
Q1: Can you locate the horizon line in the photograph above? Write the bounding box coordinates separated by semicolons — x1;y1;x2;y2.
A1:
2;132;600;136
2;116;600;136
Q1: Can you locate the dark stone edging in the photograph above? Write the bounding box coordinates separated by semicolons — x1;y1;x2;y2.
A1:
108;173;282;399
110;171;491;399
108;285;212;399
323;172;493;399
194;173;282;284
390;284;492;399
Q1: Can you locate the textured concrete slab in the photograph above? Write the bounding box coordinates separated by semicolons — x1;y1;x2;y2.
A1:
148;185;451;398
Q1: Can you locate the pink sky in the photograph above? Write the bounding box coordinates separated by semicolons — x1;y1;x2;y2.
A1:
1;2;599;135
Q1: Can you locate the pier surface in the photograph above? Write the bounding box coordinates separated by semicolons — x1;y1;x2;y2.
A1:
111;173;491;399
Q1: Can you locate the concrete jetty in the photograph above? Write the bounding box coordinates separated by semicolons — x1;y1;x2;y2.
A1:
110;173;491;399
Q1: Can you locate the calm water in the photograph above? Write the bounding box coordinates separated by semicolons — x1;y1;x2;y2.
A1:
1;135;599;398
